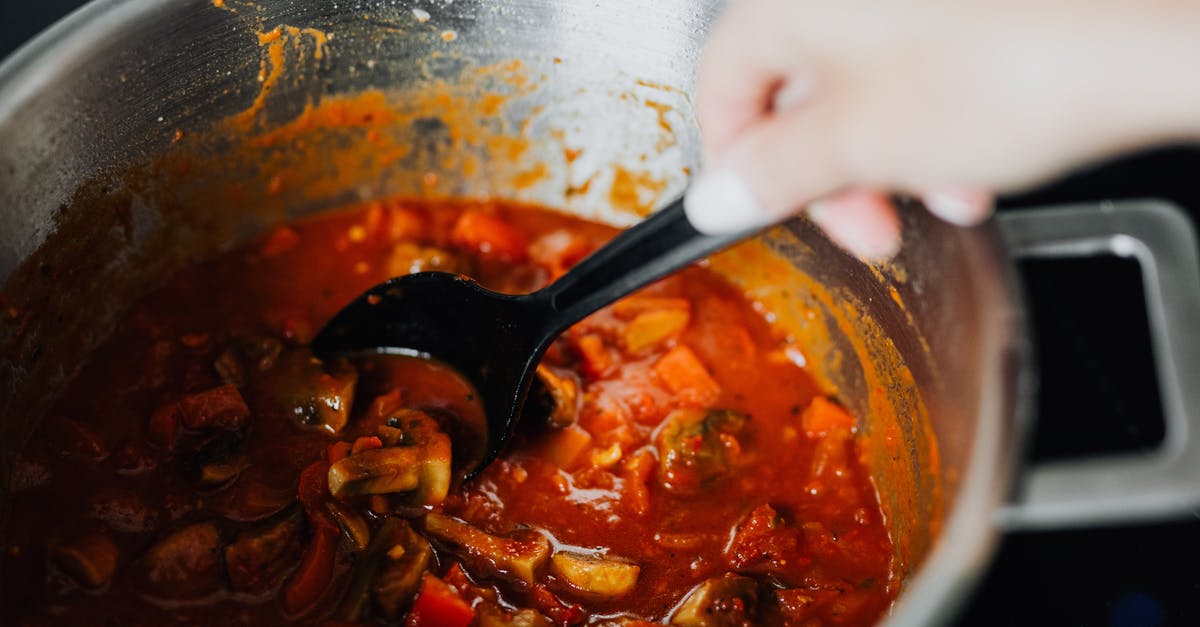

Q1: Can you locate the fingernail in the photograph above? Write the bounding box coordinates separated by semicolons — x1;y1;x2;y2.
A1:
923;189;992;226
807;200;902;261
684;168;771;234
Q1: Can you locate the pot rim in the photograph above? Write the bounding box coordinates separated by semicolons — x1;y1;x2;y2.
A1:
0;2;1033;625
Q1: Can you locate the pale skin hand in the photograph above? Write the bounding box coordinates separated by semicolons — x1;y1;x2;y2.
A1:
683;0;1200;259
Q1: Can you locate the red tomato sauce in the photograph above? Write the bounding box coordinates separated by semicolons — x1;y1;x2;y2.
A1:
0;199;896;625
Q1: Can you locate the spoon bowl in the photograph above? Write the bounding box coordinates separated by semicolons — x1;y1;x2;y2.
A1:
312;198;754;476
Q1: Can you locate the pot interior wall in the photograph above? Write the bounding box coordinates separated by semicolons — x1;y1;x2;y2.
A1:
1;0;1017;618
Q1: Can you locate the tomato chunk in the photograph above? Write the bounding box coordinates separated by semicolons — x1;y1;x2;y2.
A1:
405;574;475;627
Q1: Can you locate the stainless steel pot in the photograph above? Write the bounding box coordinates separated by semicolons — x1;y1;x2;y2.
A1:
2;1;1199;624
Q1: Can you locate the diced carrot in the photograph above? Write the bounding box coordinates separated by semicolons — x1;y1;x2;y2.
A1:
405;574;475;627
282;522;339;616
612;296;690;319
449;210;529;263
574;334;613;379
801;397;857;438
177;384;250;431
326;441;352;464
350;436;383;455
540;425;593;470
653;345;721;406
622;308;690;354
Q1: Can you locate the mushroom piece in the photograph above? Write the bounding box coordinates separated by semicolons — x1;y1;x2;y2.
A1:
534;364;581;428
54;532;119;589
654;408;747;493
335;518;433;622
328;405;451;502
423;512;550;586
224;508;304;595
549;551;640;598
670;574;760;627
327;407;451;505
257;348;358;434
131;522;224;600
476;604;555;627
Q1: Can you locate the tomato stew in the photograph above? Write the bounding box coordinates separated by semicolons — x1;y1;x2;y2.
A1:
1;199;896;626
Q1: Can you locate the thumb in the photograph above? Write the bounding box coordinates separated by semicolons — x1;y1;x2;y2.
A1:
684;102;847;234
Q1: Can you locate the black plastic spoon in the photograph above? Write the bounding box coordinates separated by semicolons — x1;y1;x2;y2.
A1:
312;197;754;477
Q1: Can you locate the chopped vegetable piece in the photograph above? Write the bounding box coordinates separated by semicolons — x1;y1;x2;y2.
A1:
724;504;806;582
327;408;451;506
224;508;303;594
423;513;550;585
622;308;690;354
450;209;529;263
538;425;592;470
406;574;475;627
351;435;384;454
131;522;224;600
326;501;371;551
574;334;613;379
282;521;340;616
177;384;251;431
655;408;747;493
327;441;352;464
653;345;721;406
54;532;119;589
670;574;759;626
801;397;857;438
257;349;357;434
373;521;434;619
550;551;640;598
335;518;432;621
535;364;581;428
388;242;467;276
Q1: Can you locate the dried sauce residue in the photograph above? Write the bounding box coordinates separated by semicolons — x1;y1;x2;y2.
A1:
232;25;330;129
609;166;668;217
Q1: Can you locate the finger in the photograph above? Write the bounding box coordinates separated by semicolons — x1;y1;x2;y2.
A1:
684;98;845;234
695;0;796;158
807;189;902;260
919;186;994;225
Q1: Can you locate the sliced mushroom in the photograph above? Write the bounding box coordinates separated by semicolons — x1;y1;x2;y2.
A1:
224;508;303;594
373;521;434;619
131;522;224;600
654;408;747;493
670;574;759;627
335;518;433;622
550;551;640;598
326;500;371;551
257;348;358;434
54;532;119;589
534;364;581;428
476;604;555;627
423;513;550;586
327;407;451;505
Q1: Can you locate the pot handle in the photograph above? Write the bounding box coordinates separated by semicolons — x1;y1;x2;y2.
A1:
994;200;1200;530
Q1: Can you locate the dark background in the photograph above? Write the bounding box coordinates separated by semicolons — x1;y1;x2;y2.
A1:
4;3;1200;626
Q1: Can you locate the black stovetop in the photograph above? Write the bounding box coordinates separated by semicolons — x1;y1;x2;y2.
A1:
4;5;1199;626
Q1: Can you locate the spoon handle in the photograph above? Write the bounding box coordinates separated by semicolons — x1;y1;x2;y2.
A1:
537;197;756;331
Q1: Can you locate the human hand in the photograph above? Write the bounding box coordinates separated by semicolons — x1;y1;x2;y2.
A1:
684;0;1200;258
